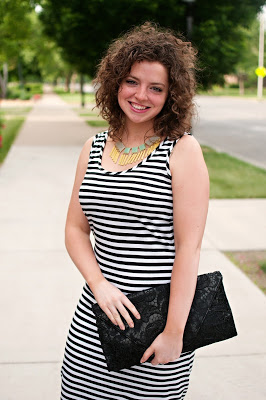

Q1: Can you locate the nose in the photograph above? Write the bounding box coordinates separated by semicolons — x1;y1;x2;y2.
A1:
135;85;148;102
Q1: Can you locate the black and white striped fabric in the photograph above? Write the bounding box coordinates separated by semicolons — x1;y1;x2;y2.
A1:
61;131;195;400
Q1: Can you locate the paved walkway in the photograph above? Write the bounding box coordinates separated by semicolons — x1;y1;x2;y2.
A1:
0;93;266;400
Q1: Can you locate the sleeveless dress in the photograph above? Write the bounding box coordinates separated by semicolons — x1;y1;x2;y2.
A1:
61;131;195;400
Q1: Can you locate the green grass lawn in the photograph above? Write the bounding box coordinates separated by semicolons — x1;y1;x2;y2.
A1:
202;145;266;198
54;89;95;104
0;107;31;163
86;120;109;127
199;86;266;98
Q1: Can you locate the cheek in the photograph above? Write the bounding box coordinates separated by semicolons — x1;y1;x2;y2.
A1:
117;87;125;109
153;94;168;110
118;85;132;100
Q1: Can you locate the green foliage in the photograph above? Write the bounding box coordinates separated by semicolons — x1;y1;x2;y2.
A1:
24;83;43;94
0;0;33;63
6;87;31;100
0;4;73;96
39;0;185;76
21;11;73;82
39;0;266;87
233;18;266;86
6;82;43;100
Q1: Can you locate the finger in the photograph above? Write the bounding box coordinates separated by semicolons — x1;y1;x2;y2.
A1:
103;307;118;326
109;306;125;330
140;346;154;364
116;304;134;328
151;357;160;366
123;297;141;321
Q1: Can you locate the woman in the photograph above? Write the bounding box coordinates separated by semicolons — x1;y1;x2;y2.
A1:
61;22;209;400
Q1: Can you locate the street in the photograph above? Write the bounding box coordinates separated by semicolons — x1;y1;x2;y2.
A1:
194;96;266;169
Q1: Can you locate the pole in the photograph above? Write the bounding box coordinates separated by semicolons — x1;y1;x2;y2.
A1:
184;0;195;40
80;74;85;108
257;12;265;100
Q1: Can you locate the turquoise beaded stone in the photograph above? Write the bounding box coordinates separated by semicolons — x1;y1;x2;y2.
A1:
124;147;130;154
139;144;146;151
132;147;138;153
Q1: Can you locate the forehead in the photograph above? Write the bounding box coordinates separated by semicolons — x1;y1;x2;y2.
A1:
129;61;168;83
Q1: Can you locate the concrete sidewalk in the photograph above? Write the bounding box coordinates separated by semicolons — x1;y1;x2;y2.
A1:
0;93;266;400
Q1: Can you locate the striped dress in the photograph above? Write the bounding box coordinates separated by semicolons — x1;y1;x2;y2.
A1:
61;131;195;400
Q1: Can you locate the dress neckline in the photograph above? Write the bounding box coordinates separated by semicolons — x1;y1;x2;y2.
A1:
98;131;168;175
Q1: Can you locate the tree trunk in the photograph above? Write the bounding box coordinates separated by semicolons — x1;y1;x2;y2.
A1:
18;59;24;87
70;73;77;93
239;77;245;96
80;74;85;108
238;73;246;96
65;71;72;92
0;63;8;99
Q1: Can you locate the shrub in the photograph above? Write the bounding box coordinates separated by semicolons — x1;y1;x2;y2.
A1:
24;83;43;94
6;83;43;99
229;83;239;89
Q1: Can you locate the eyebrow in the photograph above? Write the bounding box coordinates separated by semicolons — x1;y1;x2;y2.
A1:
128;75;166;87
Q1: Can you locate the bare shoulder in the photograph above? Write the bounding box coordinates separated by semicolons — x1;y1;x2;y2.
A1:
170;134;204;165
80;135;95;158
170;134;208;180
173;133;202;157
78;135;95;169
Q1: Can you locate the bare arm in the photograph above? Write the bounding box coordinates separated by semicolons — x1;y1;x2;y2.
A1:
141;134;209;365
65;137;104;287
165;134;209;334
65;136;140;329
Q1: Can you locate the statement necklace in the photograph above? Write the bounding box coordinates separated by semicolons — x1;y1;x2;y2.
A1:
110;135;161;166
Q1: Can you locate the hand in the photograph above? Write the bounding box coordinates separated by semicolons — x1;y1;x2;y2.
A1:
90;278;141;330
140;330;183;366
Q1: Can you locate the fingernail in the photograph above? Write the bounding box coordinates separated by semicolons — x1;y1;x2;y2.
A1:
129;322;134;328
120;326;125;330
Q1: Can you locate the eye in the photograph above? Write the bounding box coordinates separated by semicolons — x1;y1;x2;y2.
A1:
125;79;137;85
151;87;163;93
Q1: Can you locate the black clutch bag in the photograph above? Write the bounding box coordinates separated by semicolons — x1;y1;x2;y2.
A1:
92;271;237;372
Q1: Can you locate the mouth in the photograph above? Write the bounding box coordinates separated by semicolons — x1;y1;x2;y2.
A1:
129;102;151;111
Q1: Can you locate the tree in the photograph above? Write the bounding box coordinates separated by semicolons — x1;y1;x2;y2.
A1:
192;0;266;87
39;0;266;88
232;17;266;93
21;11;73;86
0;3;73;97
0;0;33;97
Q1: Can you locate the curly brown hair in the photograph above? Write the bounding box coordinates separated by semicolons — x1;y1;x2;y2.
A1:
94;22;197;141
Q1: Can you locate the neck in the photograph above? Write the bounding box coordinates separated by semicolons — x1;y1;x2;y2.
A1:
121;120;155;145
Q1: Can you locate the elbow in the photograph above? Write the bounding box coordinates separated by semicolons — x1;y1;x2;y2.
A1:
175;241;202;255
64;222;77;250
64;222;90;250
65;223;71;251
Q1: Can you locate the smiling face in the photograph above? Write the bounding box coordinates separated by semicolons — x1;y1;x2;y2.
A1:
118;61;169;129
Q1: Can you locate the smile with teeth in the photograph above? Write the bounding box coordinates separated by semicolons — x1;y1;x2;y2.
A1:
129;102;150;110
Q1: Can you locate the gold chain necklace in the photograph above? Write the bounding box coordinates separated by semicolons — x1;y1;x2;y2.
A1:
110;135;161;166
